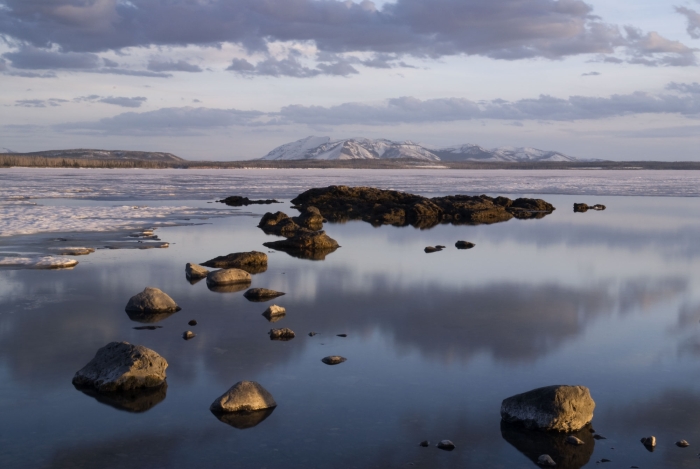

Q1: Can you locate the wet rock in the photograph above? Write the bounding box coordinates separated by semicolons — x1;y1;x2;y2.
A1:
188;319;197;326
566;436;584;446
211;407;276;429
72;342;168;392
201;251;268;274
308;332;318;337
322;356;347;365
502;421;594;469
262;305;286;322
501;385;595;432
219;196;280;206
75;382;167;413
290;186;555;228
243;288;286;302
182;331;195;340
676;440;689;447
206;268;252;287
437;440;455;450
419;440;429;447
210;381;277;413
269;328;295;340
574;203;589;212
258;212;302;237
294;206;324;230
263;230;339;258
186;262;209;280
125;287;180;314
537;454;556;466
455;241;476;249
640;436;656;448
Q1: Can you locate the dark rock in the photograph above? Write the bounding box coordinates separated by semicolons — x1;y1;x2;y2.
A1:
294;206;324;230
593;434;607;440
676;440;689;447
321;356;346;365
269;328;295;340
455;241;476;249
211;407;276;429
640;436;656;450
74;382;167;413
435;245;446;249
201;251;268;273
259;212;303;237
308;332;318;337
424;246;439;253
419;440;429;447
290;186;554;229
437;440;455;450
219;196;281;206
337;334;347;337
72;342;168;392
188;319;197;326
182;331;195;340
600;458;611;462
502;421;595;469
501;385;595;432
243;288;286;302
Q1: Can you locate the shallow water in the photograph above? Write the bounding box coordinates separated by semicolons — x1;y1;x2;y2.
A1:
1;181;700;468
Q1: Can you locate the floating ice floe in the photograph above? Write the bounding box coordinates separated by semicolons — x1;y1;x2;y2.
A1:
0;256;79;269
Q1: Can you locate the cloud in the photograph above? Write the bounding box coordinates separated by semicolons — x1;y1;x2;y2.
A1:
0;0;694;69
147;59;203;73
0;58;6;71
74;95;148;108
582;71;600;76
88;68;172;78
102;58;119;67
54;81;700;135
14;98;68;108
4;71;57;78
676;6;700;39
2;46;101;69
227;55;358;77
623;27;698;66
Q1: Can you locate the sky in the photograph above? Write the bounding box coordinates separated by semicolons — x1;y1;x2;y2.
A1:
0;0;699;161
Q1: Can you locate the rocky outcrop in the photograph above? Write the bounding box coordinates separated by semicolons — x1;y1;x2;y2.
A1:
243;288;286;302
269;328;295;340
201;251;268;274
501;385;595;432
186;262;209;280
263;230;339;259
322;356;347;365
206;269;252;287
290;186;555;228
125;287;180;314
218;196;281;206
502;421;595;469
210;381;277;413
72;342;168;392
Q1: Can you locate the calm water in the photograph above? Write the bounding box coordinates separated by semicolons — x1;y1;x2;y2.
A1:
2;188;700;468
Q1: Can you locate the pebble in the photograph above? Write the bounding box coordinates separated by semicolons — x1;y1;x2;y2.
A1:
641;436;656;447
419;440;429;447
182;331;196;340
436;440;455;451
321;356;347;365
593;434;607;440
677;440;690;447
308;332;318;336
188;319;197;326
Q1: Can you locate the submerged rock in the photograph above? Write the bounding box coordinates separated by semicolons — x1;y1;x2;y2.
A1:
218;196;281;206
419;440;430;447
210;380;277;413
53;247;95;256
188;319;197;326
501;385;595;432
269;328;295;340
125;287;180;314
424;246;441;253
201;251;268;273
321;356;347;365
206;268;252;287
243;288;286;302
185;262;209;280
262;305;286;322
455;241;476;249
72;342;168;392
574;203;606;213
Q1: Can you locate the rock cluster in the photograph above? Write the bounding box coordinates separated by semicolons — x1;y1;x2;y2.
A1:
201;251;268;274
72;342;168;392
501;385;595;432
290;186;555;229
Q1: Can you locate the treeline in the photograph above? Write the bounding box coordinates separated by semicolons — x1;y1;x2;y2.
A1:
0;155;175;169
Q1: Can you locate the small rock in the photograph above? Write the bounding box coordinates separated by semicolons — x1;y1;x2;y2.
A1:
641;436;656;447
321;356;347;365
183;331;195;340
308;332;318;337
435;245;446;249
676;440;689;447
210;381;276;413
125;287;180;314
537;454;556;466
436;440;455;450
591;204;606;210
424;246;439;253
133;325;162;330
573;203;589;212
419;440;429;447
566;435;585;445
593;434;607;440
206;268;252;286
244;288;286;302
600;458;611;463
455;241;475;249
201;251;268;272
185;262;209;280
337;334;347;337
269;328;295;340
188;319;197;326
262;305;286;322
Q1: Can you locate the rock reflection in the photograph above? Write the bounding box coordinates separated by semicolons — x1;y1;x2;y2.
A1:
206;282;250;293
501;421;594;469
186;275;204;285
126;309;179;324
73;382;167;413
210;407;276;429
262;245;338;261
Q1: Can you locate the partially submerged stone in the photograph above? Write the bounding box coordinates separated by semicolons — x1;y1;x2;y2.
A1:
262;305;286;322
437;440;455;450
321;356;347;365
75;382;167;413
219;196;280;206
210;380;277;413
206;268;252;286
72;342;168;392
52;247;95;256
182;331;195;340
185;262;209;280
244;288;286;302
212;407;276;429
125;287;180;314
201;251;268;273
676;440;689;447
263;230;339;258
455;241;475;249
269;328;295;340
641;436;656;448
501;385;595;432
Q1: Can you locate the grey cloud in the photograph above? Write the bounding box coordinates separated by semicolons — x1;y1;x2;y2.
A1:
15;98;67;108
102;58;119;67
4;70;57;78
227;55;358;77
0;0;694;68
676;6;700;39
582;71;600;76
147;59;203;73
2;46;101;69
667;82;700;94
89;68;172;78
74;95;148;108
0;58;6;71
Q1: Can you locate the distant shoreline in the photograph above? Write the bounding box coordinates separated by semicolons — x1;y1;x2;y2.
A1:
1;154;700;170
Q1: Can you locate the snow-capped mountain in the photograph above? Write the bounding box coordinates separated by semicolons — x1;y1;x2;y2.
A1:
261;136;578;162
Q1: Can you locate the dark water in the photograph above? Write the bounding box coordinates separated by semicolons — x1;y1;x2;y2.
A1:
2;195;700;468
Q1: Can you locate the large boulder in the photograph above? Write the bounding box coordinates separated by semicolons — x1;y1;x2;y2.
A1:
201;251;268;274
210;381;277;413
72;342;168;392
185;262;209;280
125;287;180;314
501;385;595;432
206;269;252;286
